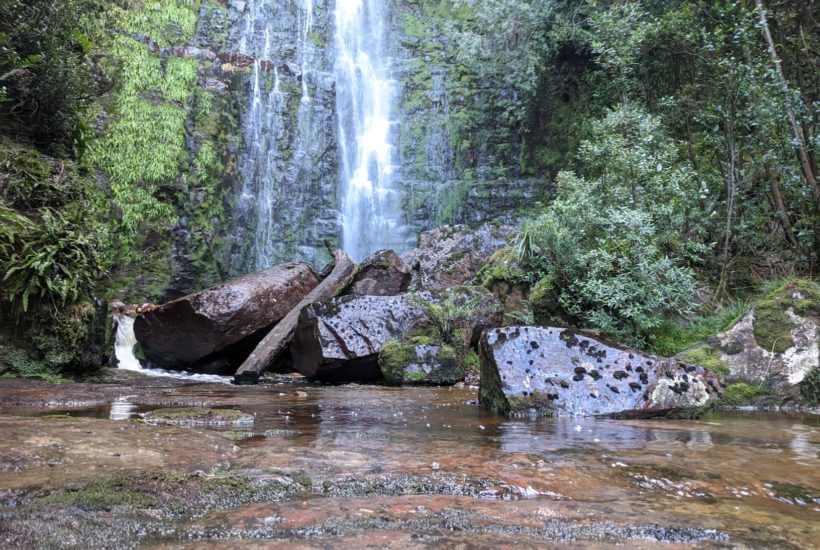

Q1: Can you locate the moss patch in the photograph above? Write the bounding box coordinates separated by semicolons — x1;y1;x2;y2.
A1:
37;475;159;510
681;346;730;376
142;407;253;426
718;383;770;406
378;337;464;386
752;279;820;354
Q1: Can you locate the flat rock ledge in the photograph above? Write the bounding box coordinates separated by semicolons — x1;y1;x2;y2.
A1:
480;326;722;418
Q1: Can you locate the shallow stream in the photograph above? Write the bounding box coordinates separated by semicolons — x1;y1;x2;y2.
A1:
0;376;817;548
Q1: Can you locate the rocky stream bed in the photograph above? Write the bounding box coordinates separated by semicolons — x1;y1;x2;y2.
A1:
0;372;817;549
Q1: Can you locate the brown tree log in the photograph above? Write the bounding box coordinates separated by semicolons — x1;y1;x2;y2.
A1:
233;242;357;384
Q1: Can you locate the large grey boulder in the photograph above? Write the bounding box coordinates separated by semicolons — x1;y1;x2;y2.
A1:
480;327;722;418
134;262;320;370
344;249;411;296
401;223;516;290
290;287;502;382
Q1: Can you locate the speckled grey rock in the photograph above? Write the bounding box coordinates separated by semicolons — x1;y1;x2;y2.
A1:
291;287;502;382
401;223;516;290
480;327;722;418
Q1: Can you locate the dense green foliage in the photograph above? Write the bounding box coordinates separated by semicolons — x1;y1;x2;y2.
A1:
0;0;102;153
456;0;819;344
0;0;233;379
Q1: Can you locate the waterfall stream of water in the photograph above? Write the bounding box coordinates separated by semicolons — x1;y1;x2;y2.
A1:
113;315;231;384
335;0;406;261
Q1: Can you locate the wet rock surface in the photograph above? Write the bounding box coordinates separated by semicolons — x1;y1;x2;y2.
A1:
142;407;254;426
401;223;516;290
291;287;501;382
0;377;817;549
344;249;412;296
134;262;320;371
480;327;722;417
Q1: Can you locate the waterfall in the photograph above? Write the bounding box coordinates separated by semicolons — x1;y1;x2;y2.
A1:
335;0;406;261
113;314;231;384
236;1;286;271
233;0;335;272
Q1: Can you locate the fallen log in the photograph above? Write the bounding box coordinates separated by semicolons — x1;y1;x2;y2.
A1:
233;241;357;384
134;262;320;370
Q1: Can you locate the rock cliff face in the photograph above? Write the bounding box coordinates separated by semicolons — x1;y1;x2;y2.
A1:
480;327;722;418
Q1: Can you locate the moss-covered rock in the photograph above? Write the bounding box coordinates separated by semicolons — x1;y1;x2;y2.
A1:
801;367;820;405
677;279;819;397
529;274;560;325
476;248;531;322
379;333;464;386
752;279;820;354
717;383;770;407
680;345;730;376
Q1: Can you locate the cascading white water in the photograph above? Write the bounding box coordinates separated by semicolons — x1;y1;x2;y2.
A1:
233;0;334;271
335;0;406;261
113;314;231;384
236;2;287;271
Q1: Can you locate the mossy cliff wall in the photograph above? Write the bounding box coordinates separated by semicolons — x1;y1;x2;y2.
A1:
388;0;549;233
92;0;242;302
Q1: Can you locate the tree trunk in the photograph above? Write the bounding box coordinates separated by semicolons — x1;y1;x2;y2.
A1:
755;0;820;205
233;241;357;385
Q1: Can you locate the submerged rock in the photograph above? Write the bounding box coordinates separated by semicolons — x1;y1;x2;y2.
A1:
678;280;819;397
134;262;320;371
402;223;516;290
345;249;411;296
480;327;722;418
291;287;502;382
142;407;254;426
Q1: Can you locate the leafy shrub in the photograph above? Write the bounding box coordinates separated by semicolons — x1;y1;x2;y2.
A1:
513;104;700;346
0;0;102;152
409;290;481;346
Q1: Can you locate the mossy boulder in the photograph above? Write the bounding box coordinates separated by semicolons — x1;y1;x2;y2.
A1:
678;279;819;397
0;300;113;382
344;249;412;296
291;286;502;382
401;223;516;290
379;336;463;386
476;248;531;321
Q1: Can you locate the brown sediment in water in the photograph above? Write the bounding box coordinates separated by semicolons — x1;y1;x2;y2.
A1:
0;374;817;549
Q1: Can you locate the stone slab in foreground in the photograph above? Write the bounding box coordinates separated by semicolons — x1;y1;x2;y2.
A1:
480;326;722;418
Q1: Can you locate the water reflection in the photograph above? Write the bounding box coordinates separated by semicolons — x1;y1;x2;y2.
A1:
109;396;137;421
